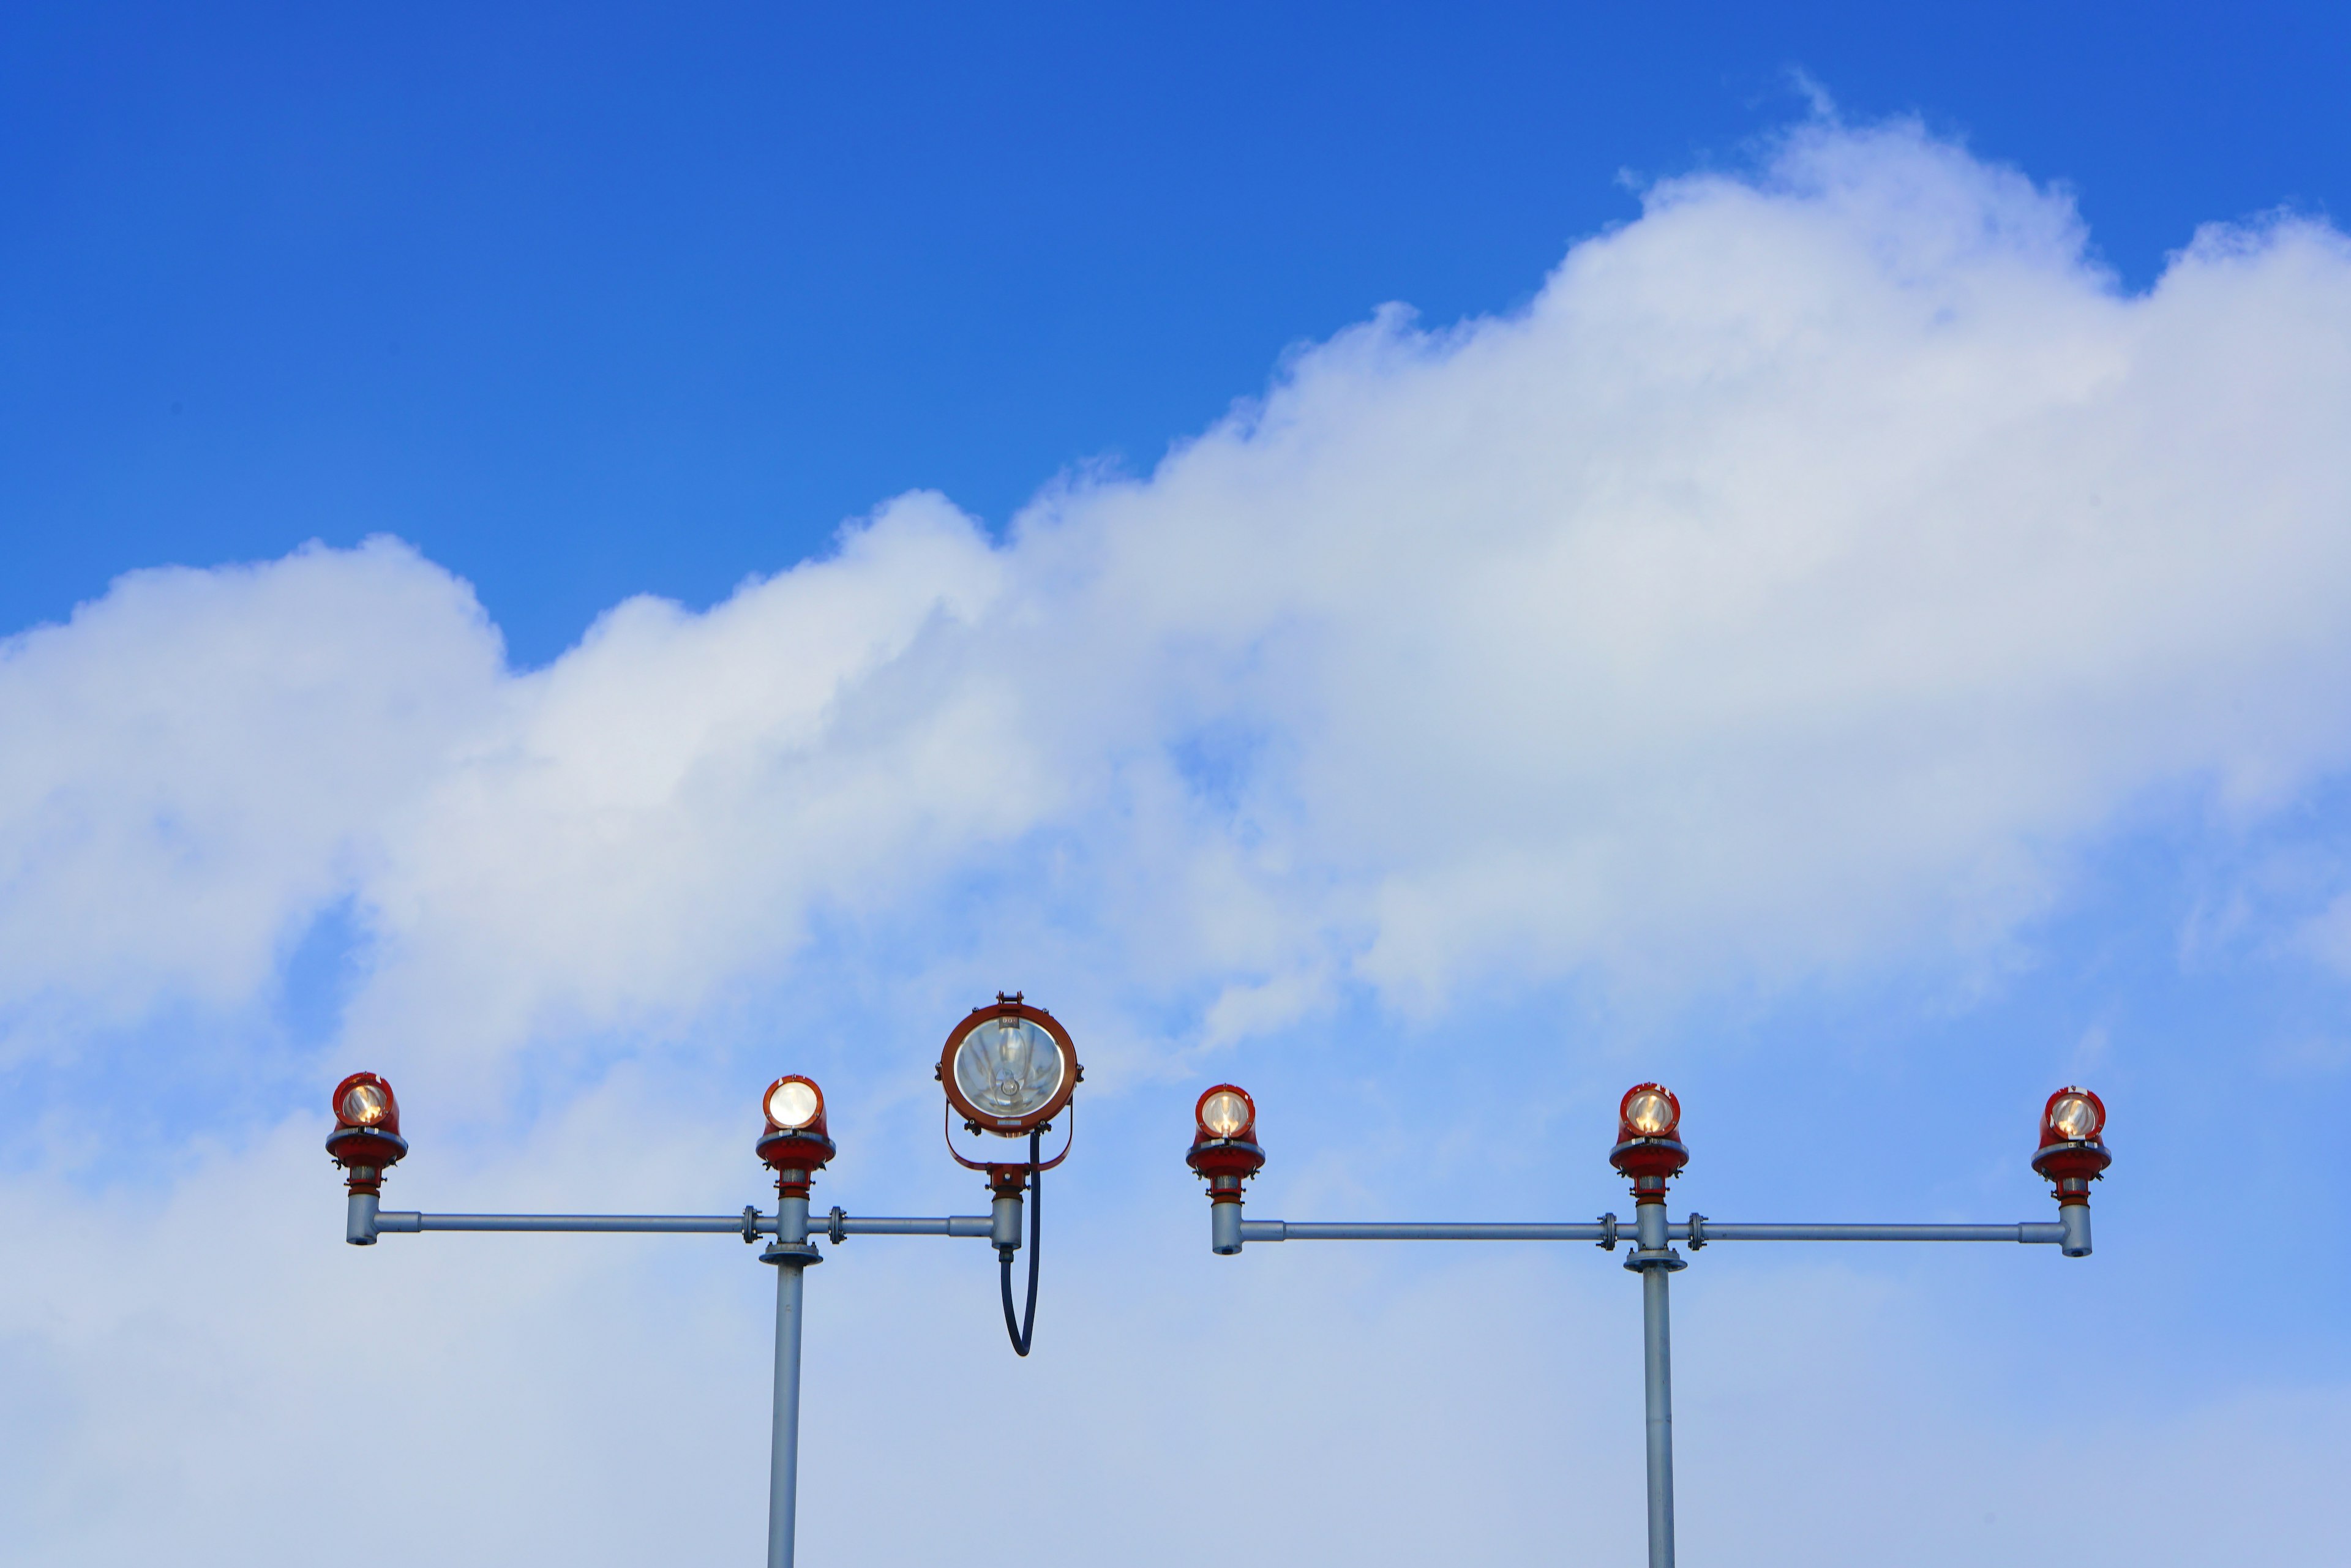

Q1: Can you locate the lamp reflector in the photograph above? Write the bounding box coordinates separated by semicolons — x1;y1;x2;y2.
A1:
1199;1089;1250;1138
1624;1089;1675;1136
953;1015;1065;1120
339;1082;389;1126
766;1078;821;1130
2049;1091;2102;1141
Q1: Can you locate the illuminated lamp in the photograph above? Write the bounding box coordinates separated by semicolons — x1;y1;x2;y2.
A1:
756;1075;837;1199
2029;1086;2111;1205
325;1072;408;1196
1607;1082;1688;1206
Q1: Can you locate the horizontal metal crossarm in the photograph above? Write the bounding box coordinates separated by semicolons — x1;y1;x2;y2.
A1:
375;1212;748;1233
364;1209;996;1238
823;1215;994;1237
1239;1221;1616;1242
1235;1218;2068;1244
1692;1221;2064;1243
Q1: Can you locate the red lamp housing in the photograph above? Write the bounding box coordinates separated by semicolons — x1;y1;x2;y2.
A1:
756;1075;837;1198
2030;1086;2110;1206
1186;1084;1265;1202
1608;1082;1688;1204
326;1072;408;1195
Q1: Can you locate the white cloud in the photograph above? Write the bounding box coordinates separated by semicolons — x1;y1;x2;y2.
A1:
0;539;500;1052
12;120;2351;1081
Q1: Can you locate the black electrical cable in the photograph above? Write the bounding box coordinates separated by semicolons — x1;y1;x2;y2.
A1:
999;1127;1041;1356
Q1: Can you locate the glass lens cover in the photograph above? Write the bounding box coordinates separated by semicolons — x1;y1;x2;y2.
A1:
2049;1093;2101;1140
1624;1090;1674;1136
1200;1090;1250;1138
954;1016;1065;1123
767;1079;820;1130
339;1083;388;1125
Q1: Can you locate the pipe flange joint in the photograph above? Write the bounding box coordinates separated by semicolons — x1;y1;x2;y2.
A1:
760;1240;823;1269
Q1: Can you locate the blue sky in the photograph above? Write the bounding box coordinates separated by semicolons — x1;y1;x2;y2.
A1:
6;7;2351;1566
7;2;2346;665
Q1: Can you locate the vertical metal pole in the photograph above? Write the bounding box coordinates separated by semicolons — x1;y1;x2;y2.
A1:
1632;1201;1678;1568
1641;1260;1675;1568
765;1194;815;1568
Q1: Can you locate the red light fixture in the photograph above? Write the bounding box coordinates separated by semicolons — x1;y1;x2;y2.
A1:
2030;1086;2110;1206
1608;1082;1687;1205
1186;1084;1265;1199
1187;1083;1264;1256
757;1075;836;1199
325;1071;408;1195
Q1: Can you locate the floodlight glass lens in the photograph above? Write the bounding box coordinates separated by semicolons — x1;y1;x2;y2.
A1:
767;1079;820;1130
953;1016;1064;1123
1200;1090;1250;1138
1625;1090;1674;1136
339;1083;388;1126
2049;1093;2101;1140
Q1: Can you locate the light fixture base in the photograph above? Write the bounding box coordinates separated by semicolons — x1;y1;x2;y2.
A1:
759;1240;823;1269
1624;1247;1688;1274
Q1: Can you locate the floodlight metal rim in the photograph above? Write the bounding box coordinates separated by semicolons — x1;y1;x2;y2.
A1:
938;999;1081;1137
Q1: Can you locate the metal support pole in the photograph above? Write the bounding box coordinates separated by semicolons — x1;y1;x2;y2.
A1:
2058;1204;2091;1257
763;1196;819;1568
991;1192;1024;1253
1641;1259;1674;1568
345;1190;380;1245
1629;1202;1682;1568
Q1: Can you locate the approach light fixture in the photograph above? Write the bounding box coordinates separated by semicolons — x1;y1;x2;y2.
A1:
936;993;1082;1357
324;1071;407;1209
757;1075;836;1199
940;996;1079;1135
1185;1084;1265;1255
2031;1085;2112;1226
1608;1081;1689;1203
